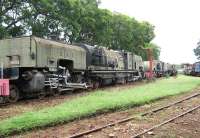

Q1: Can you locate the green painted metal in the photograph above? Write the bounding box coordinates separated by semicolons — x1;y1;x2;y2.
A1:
0;36;86;71
102;47;125;70
133;54;143;70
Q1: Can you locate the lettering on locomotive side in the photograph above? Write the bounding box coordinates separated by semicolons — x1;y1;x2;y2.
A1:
0;79;9;96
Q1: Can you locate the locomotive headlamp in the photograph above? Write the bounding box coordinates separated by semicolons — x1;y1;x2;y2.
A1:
30;53;35;60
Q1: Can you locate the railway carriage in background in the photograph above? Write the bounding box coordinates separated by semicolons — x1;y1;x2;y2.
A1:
0;36;144;103
191;62;200;76
143;60;163;77
143;60;177;77
183;64;193;75
182;62;200;76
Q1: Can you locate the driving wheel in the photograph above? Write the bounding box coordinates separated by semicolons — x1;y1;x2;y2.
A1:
7;85;19;103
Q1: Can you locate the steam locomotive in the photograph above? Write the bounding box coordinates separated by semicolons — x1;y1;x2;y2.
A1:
0;36;145;103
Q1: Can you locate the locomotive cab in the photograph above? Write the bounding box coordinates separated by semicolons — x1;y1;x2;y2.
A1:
57;59;73;72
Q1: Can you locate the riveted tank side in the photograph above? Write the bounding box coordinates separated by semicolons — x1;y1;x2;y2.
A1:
133;55;143;71
124;52;133;70
0;36;36;68
102;47;125;70
33;37;86;71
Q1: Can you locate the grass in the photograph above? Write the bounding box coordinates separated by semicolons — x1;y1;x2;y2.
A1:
0;75;200;136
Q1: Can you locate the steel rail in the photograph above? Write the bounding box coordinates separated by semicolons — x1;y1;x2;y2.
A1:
67;92;200;138
0;88;91;107
132;104;200;138
0;93;73;107
0;102;10;107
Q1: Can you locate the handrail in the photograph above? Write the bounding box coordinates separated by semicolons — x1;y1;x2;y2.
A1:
1;62;3;79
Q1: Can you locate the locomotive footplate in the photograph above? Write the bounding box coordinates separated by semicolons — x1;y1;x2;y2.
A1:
45;75;88;92
45;66;88;92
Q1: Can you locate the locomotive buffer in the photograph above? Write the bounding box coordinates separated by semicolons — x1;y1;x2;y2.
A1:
0;62;10;103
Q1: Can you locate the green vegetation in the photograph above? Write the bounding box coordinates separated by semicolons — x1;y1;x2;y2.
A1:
0;0;159;60
0;75;200;136
194;40;200;60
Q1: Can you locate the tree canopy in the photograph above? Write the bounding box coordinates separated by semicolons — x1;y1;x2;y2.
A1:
0;0;160;60
194;41;200;60
142;43;161;60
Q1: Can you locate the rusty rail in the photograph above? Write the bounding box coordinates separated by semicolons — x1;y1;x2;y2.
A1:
68;92;200;138
132;104;200;138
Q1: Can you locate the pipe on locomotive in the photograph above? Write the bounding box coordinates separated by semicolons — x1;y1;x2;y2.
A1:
1;62;3;79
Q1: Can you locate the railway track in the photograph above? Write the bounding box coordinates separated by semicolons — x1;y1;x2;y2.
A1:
68;92;200;138
0;92;85;108
132;104;200;138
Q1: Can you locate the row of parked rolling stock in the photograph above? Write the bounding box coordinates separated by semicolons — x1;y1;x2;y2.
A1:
183;62;200;76
0;36;177;103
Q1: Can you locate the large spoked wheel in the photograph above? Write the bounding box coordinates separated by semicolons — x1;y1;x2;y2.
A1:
52;89;62;97
7;85;20;103
93;81;100;89
38;91;46;100
0;96;5;104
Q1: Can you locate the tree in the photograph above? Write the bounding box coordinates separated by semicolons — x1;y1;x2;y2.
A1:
0;0;159;59
0;0;56;38
194;41;200;60
141;43;161;61
0;0;27;38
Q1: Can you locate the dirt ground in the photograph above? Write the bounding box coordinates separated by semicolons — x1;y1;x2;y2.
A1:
11;87;200;138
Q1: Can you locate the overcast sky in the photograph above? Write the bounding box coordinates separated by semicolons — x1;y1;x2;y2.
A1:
99;0;200;64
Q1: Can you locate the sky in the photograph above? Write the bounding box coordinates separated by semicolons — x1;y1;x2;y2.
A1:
99;0;200;64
